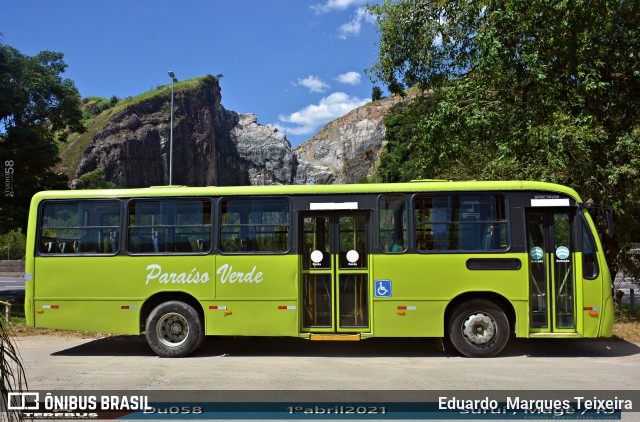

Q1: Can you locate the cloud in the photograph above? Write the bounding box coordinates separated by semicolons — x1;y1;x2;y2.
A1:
336;71;361;85
311;0;367;14
297;75;330;93
277;92;370;136
338;7;376;39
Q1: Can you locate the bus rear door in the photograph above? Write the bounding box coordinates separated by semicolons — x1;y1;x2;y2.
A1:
299;212;371;337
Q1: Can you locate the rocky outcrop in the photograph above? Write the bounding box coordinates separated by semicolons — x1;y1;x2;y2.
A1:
293;95;406;184
74;77;223;188
70;75;409;188
73;76;294;188
227;113;294;185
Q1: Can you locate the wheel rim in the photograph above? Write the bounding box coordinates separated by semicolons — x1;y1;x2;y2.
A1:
461;312;496;346
156;312;189;348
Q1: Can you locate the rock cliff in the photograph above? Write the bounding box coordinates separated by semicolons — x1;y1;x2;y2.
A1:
66;75;405;188
293;96;405;184
73;77;220;187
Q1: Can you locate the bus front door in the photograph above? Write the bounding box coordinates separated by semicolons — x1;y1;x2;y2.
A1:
526;209;577;334
299;212;370;335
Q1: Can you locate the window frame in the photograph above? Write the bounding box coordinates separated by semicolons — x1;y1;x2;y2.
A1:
125;197;213;256
580;213;600;280
218;196;291;255
37;199;123;256
411;193;511;253
378;194;408;254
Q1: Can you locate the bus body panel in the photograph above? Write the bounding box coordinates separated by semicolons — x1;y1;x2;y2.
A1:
203;300;299;337
33;255;214;333
205;255;299;336
23;180;614;357
578;252;601;338
372;300;446;337
34;256;214;299
371;254;527;338
213;255;298;299
34;299;141;334
582;210;614;337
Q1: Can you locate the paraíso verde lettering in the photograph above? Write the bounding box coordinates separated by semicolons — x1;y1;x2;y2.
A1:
216;263;263;284
145;264;210;285
144;264;264;285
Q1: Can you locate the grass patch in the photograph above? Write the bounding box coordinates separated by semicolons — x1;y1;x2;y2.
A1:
614;308;640;342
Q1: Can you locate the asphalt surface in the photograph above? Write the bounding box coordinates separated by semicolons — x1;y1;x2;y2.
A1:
14;334;640;391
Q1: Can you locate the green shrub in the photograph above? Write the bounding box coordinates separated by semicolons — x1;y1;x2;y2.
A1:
0;230;26;260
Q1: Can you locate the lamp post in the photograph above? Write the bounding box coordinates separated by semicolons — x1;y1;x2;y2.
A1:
168;71;178;185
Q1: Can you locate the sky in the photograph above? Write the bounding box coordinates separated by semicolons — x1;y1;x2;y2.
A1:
1;0;383;147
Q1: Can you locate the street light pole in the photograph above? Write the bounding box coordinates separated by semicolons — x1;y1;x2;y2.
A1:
168;71;178;185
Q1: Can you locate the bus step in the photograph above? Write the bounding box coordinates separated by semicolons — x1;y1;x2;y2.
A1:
528;332;580;338
309;333;361;341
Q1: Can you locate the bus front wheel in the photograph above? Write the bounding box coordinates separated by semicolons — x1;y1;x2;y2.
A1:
448;299;509;358
145;301;204;358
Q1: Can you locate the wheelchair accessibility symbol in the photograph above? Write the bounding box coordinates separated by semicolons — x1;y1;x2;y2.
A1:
375;280;392;298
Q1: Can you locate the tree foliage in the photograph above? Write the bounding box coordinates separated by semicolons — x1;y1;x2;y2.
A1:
0;46;85;233
0;229;26;260
75;168;116;189
372;86;384;102
369;0;640;274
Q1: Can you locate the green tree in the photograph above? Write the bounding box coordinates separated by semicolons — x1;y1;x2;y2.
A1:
369;0;640;274
0;229;26;260
372;86;383;102
0;46;85;233
75;168;116;189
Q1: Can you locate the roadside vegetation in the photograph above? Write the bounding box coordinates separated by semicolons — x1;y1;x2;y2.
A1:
614;306;640;342
0;317;28;421
368;0;640;280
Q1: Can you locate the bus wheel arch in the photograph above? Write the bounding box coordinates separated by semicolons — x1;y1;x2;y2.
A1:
445;293;514;358
141;293;205;358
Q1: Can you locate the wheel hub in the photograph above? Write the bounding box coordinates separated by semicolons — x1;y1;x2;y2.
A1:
156;312;189;347
462;312;496;345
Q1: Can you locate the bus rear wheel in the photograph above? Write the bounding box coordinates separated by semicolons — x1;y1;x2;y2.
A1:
145;301;204;358
448;299;509;358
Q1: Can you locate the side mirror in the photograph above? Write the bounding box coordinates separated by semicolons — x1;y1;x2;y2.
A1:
606;209;615;238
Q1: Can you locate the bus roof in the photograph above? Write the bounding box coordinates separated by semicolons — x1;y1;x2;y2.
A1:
30;180;583;203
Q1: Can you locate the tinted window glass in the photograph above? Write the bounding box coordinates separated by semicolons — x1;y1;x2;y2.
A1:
414;195;509;251
128;200;211;254
40;201;121;254
379;195;407;253
220;198;289;253
582;217;599;279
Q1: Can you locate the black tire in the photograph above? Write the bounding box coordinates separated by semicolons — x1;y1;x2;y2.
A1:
447;299;510;358
145;301;204;358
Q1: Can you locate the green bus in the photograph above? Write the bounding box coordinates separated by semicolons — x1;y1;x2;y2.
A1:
25;180;614;358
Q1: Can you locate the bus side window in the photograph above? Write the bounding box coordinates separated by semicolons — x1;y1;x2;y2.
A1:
39;201;120;255
415;195;508;252
379;195;407;253
220;198;289;254
582;217;599;279
127;199;211;255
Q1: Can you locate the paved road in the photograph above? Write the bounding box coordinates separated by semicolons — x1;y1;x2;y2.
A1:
0;275;25;290
14;334;640;391
9;334;640;420
9;327;640;420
